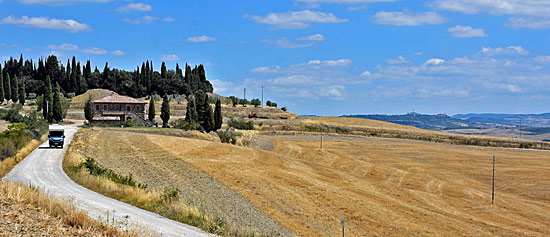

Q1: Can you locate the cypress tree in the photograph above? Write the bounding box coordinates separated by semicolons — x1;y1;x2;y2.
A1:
202;93;214;132
185;95;198;123
84;96;93;121
43;76;54;122
148;95;155;122
0;66;4;104
71;56;77;93
161;61;167;81
52;82;63;122
5;74;11;100
18;82;25;105
160;94;170;127
214;99;222;131
11;75;18;103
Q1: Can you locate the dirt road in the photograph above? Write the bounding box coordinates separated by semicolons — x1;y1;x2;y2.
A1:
2;125;208;236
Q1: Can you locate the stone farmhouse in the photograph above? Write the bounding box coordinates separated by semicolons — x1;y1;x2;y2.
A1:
91;93;150;126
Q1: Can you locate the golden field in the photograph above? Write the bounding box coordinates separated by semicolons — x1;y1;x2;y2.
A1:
68;124;550;236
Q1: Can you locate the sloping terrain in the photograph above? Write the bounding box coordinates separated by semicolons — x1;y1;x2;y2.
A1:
71;127;550;236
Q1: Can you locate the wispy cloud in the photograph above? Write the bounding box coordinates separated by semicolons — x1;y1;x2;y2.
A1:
262;38;315;48
0;15;91;32
124;15;159;24
447;25;487;38
507;17;550;29
160;54;181;61
481;46;530;56
187;35;216;43
297;33;325;41
81;47;108;54
431;0;550;17
372;11;446;26
116;3;152;13
385;56;409;64
162;17;176;22
47;43;78;51
248;10;348;29
111;50;124;56
295;0;396;8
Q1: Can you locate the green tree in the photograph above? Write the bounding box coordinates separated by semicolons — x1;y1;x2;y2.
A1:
185;95;198;123
0;67;4;104
4;74;11;101
43;76;54;122
160;94;170;127
84;96;93;122
148;95;156;122
11;76;19;103
214;98;222;131
18;82;25;105
52;83;63;122
198;92;214;132
251;98;261;107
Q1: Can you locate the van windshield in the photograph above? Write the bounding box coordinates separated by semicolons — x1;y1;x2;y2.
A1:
50;131;64;137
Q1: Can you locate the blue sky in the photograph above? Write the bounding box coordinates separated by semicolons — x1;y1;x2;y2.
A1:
1;0;550;116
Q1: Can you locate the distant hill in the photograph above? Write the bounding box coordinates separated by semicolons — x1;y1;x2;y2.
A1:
341;114;473;130
452;113;550;127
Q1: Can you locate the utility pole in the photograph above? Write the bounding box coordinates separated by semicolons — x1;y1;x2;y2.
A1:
261;85;264;107
243;88;246;100
340;219;345;237
320;126;323;150
490;155;499;204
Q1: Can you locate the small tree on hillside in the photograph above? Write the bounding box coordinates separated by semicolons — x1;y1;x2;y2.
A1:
52;83;63;122
4;74;11;101
160;94;170;127
84;96;93;122
185;95;198;123
11;75;18;103
18;82;25;105
201;93;214;132
0;70;4;104
266;100;272;107
148;95;156;122
251;98;261;107
214;99;222;131
43;76;54;122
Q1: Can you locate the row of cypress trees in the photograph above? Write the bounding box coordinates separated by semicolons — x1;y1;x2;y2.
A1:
0;65;26;105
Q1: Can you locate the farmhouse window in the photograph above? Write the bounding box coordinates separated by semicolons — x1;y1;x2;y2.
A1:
116;104;119;110
96;105;99;110
104;105;107;110
127;106;131;111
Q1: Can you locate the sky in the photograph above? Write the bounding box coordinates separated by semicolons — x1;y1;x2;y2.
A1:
1;0;550;116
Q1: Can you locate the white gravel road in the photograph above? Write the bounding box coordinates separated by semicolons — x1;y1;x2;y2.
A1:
3;124;209;237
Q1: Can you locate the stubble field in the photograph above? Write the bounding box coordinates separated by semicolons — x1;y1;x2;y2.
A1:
70;127;550;236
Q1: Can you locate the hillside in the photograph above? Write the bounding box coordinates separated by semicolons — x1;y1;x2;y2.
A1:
66;125;550;236
453;113;550;127
342;113;473;130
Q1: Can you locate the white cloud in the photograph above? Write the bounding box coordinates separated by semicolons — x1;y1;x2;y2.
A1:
372;11;446;26
361;70;371;76
48;51;65;57
432;0;550;17
307;59;352;67
19;0;110;4
251;66;281;73
507;17;550;29
210;79;235;94
248;10;348;29
162;17;176;22
262;38;315;48
447;25;487;38
385;56;408;64
320;85;346;98
111;50;124;56
160;54;181;61
296;0;396;8
81;47;108;54
481;46;530;56
47;43;78;51
124;15;159;24
0;15;90;32
117;3;152;13
534;56;550;64
297;34;325;41
187;35;216;43
424;58;445;65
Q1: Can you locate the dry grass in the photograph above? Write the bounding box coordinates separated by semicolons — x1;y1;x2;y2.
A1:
255;116;550;150
144;134;550;236
0;119;10;132
0;134;47;178
63;135;236;236
0;181;140;236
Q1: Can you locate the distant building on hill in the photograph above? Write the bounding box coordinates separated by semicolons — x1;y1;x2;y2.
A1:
91;93;150;126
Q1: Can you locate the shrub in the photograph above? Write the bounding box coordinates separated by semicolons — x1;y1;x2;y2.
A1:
78;157;147;189
281;107;287;112
227;118;254;130
217;130;242;144
170;118;201;130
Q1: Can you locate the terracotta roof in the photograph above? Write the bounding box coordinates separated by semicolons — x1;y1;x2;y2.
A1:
93;93;145;104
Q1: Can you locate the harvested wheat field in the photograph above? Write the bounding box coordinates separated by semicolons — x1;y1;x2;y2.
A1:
70;128;550;236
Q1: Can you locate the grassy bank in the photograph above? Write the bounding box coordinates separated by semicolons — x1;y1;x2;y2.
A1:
63;133;242;236
0;181;141;236
0;134;46;178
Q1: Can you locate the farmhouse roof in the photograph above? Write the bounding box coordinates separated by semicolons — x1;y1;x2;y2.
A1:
93;93;145;104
